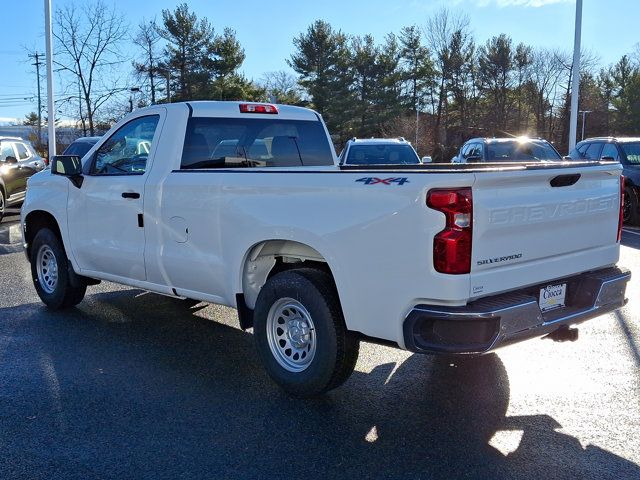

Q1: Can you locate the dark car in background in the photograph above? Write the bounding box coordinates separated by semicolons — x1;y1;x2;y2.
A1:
568;137;640;225
62;136;102;159
0;137;43;222
339;138;423;165
452;137;562;163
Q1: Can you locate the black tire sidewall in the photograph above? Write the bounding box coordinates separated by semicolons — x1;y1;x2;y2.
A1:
625;187;640;225
30;228;71;309
254;270;341;396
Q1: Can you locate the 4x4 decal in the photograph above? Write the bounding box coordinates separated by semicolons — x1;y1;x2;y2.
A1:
356;177;410;185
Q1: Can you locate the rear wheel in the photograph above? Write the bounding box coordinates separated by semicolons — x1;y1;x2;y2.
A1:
253;268;359;398
30;228;86;309
623;187;640;226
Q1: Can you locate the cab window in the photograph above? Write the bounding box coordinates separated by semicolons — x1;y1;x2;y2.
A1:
180;117;333;169
90;115;159;175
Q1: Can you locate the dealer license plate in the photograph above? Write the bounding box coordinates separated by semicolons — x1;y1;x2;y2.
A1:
539;283;567;312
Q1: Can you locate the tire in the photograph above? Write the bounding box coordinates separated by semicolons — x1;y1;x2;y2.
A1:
0;188;5;223
623;187;640;226
30;228;86;309
253;268;359;398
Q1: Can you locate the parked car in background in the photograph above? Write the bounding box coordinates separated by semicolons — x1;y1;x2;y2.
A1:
339;138;423;165
62;136;101;159
0;137;43;221
0;136;46;172
452;137;562;163
568;137;640;225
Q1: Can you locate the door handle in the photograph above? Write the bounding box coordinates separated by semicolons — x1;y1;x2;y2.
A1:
121;192;140;199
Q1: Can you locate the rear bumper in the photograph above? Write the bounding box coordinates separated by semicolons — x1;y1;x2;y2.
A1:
403;266;630;354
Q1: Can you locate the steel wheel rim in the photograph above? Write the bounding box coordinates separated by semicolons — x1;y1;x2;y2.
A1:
36;245;58;294
266;298;316;372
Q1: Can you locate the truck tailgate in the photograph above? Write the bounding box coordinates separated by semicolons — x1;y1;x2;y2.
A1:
470;163;622;299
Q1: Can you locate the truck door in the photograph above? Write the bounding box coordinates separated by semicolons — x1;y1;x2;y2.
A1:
67;114;162;281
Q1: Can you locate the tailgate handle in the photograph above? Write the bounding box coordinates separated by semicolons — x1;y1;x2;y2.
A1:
550;174;581;187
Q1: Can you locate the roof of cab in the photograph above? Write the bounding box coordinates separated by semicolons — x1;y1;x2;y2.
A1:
581;136;640;143
184;101;321;121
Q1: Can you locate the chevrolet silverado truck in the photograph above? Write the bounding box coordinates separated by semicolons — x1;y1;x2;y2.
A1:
21;101;630;397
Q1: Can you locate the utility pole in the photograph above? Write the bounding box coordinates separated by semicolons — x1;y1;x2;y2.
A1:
44;0;56;159
28;52;45;147
568;0;583;151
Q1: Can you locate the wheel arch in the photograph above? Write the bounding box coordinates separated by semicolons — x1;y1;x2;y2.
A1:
238;239;339;327
24;210;63;261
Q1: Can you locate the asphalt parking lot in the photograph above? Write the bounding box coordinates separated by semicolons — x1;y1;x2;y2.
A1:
0;212;638;480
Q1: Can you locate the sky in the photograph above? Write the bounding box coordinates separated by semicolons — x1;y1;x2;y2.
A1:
0;0;638;123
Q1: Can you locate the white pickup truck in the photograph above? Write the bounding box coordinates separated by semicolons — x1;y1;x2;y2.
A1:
21;101;630;397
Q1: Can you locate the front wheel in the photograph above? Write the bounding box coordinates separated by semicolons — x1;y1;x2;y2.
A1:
253;268;359;398
30;228;86;309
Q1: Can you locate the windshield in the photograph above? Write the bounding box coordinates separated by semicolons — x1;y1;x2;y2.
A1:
485;140;561;162
620;143;640;164
345;144;420;165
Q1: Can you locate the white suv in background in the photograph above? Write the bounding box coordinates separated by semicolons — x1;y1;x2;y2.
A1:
338;138;425;165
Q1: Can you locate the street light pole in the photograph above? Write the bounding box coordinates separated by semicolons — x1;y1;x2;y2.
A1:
568;0;583;151
579;110;592;141
44;0;56;159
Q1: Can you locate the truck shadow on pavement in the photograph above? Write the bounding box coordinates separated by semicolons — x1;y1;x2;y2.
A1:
0;289;638;480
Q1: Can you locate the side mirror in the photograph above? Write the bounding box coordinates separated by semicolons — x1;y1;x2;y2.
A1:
421;156;433;163
5;156;17;164
51;155;83;187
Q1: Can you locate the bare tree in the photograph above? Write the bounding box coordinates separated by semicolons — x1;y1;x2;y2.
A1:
528;49;564;138
133;19;162;104
54;1;128;135
554;49;599;150
260;71;304;104
425;7;471;146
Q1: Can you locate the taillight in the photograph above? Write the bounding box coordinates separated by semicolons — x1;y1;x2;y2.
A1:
618;175;625;242
427;188;473;274
239;103;278;114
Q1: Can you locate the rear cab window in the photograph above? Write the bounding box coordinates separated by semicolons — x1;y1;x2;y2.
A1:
180;118;334;169
345;144;420;165
485;140;561;162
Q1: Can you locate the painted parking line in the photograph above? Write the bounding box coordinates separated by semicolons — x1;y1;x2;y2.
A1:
622;228;640;237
